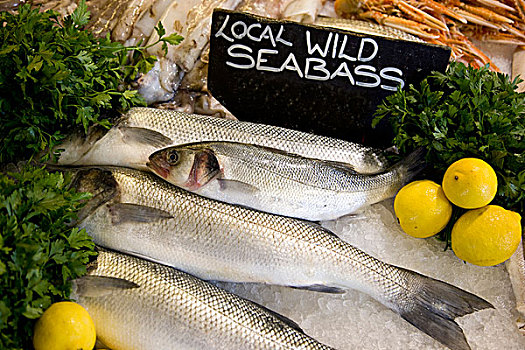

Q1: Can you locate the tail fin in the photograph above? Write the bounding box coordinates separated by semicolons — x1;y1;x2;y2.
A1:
399;269;493;350
392;147;427;183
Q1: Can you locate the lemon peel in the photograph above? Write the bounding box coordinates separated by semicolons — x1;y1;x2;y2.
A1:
451;205;522;266
394;180;453;238
442;158;497;209
33;301;96;350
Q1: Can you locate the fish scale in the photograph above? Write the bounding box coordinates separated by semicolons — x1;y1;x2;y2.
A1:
123;107;387;173
75;167;493;350
72;249;332;349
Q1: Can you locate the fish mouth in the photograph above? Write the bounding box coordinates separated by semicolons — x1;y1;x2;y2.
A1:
146;160;170;179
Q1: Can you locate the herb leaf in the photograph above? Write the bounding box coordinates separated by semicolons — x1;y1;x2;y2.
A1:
374;62;524;231
162;33;184;46
0;2;182;163
0;166;96;350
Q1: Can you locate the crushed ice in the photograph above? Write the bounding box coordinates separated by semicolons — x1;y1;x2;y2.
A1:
216;201;525;349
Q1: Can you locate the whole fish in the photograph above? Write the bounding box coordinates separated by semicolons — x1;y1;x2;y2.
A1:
73;167;493;350
147;142;424;221
72;248;332;349
56;107;389;174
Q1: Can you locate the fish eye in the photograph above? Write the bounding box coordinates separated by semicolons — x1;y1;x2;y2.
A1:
167;151;179;164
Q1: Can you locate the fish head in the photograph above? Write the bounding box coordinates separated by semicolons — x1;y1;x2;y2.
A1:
70;168;119;224
147;144;221;191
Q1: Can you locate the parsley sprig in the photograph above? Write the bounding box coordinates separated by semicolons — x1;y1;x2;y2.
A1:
373;62;524;242
0;2;183;163
0;2;183;347
0;166;96;349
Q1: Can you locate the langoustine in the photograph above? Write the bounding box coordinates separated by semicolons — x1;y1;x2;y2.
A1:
334;0;525;71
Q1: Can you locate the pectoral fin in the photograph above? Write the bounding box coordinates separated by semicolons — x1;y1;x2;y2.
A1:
108;203;173;224
217;179;259;194
121;127;172;148
73;275;139;297
290;284;346;294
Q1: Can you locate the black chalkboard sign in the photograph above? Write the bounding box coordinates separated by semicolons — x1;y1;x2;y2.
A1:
208;9;451;147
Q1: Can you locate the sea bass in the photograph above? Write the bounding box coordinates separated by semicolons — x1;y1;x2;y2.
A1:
73;167;493;350
147;142;425;221
56;107;389;174
72;248;332;349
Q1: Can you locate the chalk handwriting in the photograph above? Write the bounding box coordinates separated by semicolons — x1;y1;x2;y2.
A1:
215;14;405;91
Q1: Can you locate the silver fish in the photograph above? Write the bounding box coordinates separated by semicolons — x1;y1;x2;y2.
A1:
147;142;424;221
72;248;332;349
73;167;493;350
57;107;389;174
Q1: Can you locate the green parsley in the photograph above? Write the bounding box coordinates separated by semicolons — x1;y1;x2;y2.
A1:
0;2;183;163
373;62;524;243
0;2;183;347
0;166;96;350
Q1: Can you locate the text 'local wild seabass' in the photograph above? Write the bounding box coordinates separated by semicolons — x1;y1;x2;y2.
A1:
207;10;449;147
215;14;404;91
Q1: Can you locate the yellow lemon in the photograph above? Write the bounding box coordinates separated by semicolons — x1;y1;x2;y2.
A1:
442;158;497;209
451;205;522;266
33;301;96;350
394;180;453;238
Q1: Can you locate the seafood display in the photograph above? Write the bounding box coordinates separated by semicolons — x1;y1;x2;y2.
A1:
281;0;326;22
334;0;525;71
56;107;389;174
1;2;522;349
23;0;332;107
72;248;333;349
72;166;493;350
18;0;522;103
28;0;242;106
147;142;424;220
315;15;425;41
137;0;242;103
238;0;283;18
